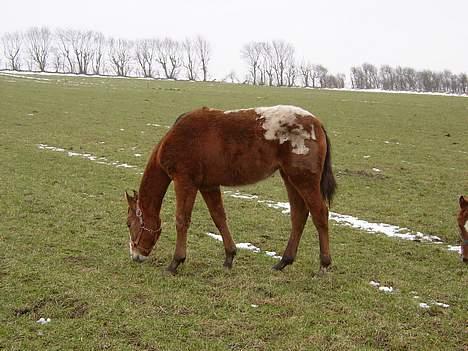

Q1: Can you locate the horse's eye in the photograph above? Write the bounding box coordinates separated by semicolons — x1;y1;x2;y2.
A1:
127;222;131;228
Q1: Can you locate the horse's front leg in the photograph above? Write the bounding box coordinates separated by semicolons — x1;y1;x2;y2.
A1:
200;187;237;268
167;179;198;274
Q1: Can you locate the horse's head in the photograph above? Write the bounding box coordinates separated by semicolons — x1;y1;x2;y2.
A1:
125;191;161;262
458;195;468;263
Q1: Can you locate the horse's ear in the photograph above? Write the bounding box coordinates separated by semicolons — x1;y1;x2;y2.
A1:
125;190;134;204
132;190;138;200
460;196;468;209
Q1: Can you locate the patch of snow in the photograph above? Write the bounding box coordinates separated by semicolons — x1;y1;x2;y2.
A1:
434;302;450;308
447;245;461;253
419;303;430;309
372;168;382;172
36;317;51;325
378;286;394;293
225;190;258;200
369;281;393;293
260;201;291;214
250;304;259;308
206;232;223;241
205;232;281;260
236;242;261;253
37;144;139;172
329;211;442;243
265;251;282;259
321;86;468;98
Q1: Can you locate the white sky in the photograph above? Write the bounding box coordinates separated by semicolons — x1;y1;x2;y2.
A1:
1;0;467;79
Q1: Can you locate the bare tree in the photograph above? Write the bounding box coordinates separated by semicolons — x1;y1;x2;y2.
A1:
299;61;313;87
362;63;379;89
56;29;76;73
109;38;133;76
350;66;364;89
271;40;295;86
458;73;468;94
285;61;297;87
312;64;328;88
223;70;239;83
72;30;94;74
135;39;156;78
2;31;23;70
260;42;275;86
195;35;210;81
155;38;182;79
182;37;198;80
26;27;52;71
90;32;105;75
51;45;65;73
241;41;263;85
379;65;395;90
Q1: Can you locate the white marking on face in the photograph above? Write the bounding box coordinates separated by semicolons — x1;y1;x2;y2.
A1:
464;220;468;232
255;105;316;155
129;242;149;262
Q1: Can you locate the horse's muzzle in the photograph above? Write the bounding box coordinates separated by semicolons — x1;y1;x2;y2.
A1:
131;253;149;263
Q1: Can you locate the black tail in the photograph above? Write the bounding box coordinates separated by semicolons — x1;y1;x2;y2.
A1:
320;127;337;206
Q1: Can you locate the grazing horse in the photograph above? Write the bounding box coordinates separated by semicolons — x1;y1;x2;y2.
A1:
125;105;337;274
458;196;468;262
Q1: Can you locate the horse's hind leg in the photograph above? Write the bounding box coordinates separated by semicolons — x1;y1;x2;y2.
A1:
167;178;198;274
273;171;309;271
200;187;237;268
292;179;331;274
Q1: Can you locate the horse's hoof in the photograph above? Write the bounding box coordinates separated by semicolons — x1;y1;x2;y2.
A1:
223;261;233;269
272;256;293;271
272;261;286;271
165;266;177;275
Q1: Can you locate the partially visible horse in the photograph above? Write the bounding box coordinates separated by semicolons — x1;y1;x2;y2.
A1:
458;196;468;262
125;105;337;274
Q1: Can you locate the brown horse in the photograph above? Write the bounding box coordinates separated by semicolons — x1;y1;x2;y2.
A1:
125;105;336;274
458;196;468;262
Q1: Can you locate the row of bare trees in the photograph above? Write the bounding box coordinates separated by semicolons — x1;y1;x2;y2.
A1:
241;40;345;88
1;27;211;80
2;27;467;94
351;63;468;94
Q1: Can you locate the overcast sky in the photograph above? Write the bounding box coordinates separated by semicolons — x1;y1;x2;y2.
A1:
2;0;467;79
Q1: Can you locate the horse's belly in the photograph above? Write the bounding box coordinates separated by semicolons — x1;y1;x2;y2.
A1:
204;149;279;187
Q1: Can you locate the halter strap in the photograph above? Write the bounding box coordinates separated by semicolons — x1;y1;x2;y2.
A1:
132;202;162;248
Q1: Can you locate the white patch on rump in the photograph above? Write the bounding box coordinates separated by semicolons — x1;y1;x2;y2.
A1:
255;105;317;155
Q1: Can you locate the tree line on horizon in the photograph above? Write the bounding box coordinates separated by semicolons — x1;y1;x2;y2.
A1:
1;26;467;95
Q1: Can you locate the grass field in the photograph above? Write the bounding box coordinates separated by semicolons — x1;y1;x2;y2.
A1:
0;72;467;350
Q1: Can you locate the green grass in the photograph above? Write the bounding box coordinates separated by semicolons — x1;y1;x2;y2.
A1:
0;73;467;350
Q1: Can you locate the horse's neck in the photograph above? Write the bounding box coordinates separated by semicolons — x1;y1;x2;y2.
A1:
138;159;171;219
